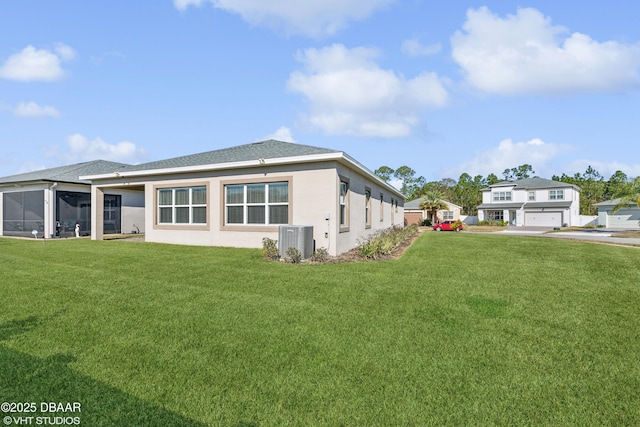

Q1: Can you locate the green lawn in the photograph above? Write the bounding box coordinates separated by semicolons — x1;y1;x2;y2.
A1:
1;234;639;426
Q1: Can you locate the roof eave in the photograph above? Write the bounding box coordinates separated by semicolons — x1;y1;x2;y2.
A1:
80;152;405;199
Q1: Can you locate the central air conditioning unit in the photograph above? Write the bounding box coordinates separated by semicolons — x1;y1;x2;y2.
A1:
278;225;314;260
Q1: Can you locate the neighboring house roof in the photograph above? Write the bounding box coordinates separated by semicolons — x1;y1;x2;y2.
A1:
482;177;580;191
0;160;131;186
404;198;461;210
594;197;640;208
81;139;405;198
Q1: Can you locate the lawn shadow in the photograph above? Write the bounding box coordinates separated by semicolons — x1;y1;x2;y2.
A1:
0;317;208;426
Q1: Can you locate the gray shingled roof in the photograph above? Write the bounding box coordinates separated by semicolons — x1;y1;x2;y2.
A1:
0;160;130;185
405;198;459;209
484;177;580;191
118;139;341;172
594;197;640;207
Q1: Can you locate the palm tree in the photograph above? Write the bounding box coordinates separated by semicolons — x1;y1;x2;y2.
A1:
419;191;449;224
612;176;640;224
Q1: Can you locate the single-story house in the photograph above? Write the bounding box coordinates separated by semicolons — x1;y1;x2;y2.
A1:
477;177;581;227
0;160;144;238
595;198;640;229
81;140;405;256
404;198;462;225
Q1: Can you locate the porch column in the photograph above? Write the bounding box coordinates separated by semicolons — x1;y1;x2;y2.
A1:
91;186;104;240
45;184;55;238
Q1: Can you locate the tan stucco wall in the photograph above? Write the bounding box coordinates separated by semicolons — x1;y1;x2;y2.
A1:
93;160;404;256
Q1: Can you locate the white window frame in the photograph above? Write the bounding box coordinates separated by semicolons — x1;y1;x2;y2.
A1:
528;191;536;201
443;210;454;220
493;191;512;201
224;182;289;226
549;190;564;200
157;186;207;225
339;179;350;230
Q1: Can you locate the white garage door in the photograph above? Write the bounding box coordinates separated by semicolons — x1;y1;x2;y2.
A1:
525;212;562;227
607;209;640;229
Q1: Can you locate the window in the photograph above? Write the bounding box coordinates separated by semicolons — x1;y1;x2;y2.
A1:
493;191;512;201
339;180;349;228
365;189;371;228
487;210;504;221
225;182;288;225
391;198;395;223
528;191;536;201
549;190;564;200
158;186;207;225
443;211;454;220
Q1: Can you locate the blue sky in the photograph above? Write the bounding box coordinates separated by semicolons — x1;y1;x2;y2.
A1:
1;0;639;182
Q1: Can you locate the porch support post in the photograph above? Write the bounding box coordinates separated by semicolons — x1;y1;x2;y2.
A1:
91;186;104;240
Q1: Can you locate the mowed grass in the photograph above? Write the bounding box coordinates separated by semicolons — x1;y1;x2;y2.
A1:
1;234;639;426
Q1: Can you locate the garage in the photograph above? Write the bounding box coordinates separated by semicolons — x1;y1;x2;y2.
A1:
605;209;640;229
404;211;424;225
524;211;562;227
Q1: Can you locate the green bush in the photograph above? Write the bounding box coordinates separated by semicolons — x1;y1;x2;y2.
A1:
285;247;302;264
358;225;419;260
261;237;279;260
421;219;432;226
478;220;508;227
310;247;330;263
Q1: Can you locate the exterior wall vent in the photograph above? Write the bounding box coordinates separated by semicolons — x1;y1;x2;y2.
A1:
278;225;314;260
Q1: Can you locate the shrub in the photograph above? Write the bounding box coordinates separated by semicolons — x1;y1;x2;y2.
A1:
261;237;279;260
309;247;330;263
285;247;302;264
478;220;508;227
358;225;419;260
421;219;432;226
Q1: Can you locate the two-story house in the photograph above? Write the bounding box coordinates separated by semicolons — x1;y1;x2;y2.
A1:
477;177;581;227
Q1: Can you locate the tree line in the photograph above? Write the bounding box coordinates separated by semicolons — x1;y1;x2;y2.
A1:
374;164;640;216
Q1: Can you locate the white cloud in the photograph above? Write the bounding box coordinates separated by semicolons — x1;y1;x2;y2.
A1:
287;44;450;137
54;42;77;61
51;134;147;164
13;101;60;118
174;0;393;38
262;126;296;143
0;43;76;82
451;7;640;95
447;138;571;178
401;39;441;57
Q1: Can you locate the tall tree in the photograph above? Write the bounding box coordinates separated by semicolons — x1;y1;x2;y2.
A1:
612;176;640;221
453;173;484;215
486;173;500;185
502;164;535;181
605;170;629;200
580;165;604;215
374;166;394;183
393;165;425;199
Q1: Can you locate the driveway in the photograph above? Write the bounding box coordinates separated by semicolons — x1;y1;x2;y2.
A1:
498;226;640;246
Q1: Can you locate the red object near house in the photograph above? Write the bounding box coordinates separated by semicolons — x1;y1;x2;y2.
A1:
433;220;463;232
